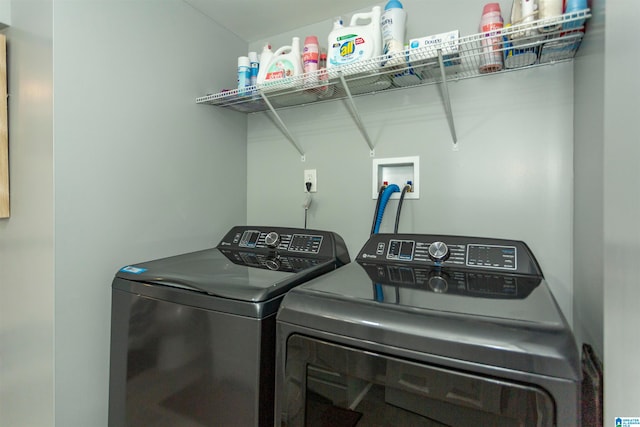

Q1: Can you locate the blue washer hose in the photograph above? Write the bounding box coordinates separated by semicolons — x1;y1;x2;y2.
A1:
373;184;400;302
373;184;400;235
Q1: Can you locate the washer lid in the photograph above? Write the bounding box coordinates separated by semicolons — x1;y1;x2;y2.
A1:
116;247;336;303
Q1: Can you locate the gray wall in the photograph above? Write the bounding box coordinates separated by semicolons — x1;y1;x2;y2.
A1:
0;1;55;426
603;0;640;417
1;0;248;426
573;0;605;365
248;0;576;325
53;2;247;425
573;0;640;416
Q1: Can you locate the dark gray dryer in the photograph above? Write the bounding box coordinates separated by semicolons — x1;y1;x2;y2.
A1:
276;233;582;427
108;225;349;427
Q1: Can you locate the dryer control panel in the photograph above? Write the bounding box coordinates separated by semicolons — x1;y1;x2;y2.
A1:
217;226;350;262
357;233;542;277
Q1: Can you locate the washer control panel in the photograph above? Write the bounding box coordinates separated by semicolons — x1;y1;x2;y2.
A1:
358;233;541;276
234;229;323;253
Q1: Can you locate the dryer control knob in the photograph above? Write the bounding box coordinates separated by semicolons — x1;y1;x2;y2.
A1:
428;241;450;262
264;231;281;248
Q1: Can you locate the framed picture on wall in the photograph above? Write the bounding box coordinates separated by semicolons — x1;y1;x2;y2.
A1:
1;33;8;218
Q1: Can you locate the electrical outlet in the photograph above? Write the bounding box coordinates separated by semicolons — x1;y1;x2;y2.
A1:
304;169;317;193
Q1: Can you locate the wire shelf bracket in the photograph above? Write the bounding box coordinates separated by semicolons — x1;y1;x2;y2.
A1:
437;49;458;147
260;92;306;161
339;72;376;157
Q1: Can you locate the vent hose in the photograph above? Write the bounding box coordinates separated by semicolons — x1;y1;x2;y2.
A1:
373;184;400;235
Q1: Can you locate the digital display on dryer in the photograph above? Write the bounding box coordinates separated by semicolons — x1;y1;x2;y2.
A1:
466;244;517;270
387;240;415;261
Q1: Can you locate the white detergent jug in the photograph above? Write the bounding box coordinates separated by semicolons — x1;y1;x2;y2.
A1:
257;37;303;88
327;6;382;70
256;43;273;84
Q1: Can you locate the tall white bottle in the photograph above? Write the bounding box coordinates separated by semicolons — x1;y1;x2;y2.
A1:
381;0;407;67
538;0;563;31
510;0;538;44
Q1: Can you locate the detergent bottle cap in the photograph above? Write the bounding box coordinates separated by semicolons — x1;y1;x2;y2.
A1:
384;0;404;10
332;17;344;30
304;35;319;45
482;3;502;14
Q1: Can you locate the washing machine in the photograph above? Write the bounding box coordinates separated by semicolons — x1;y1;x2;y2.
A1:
275;233;582;427
108;225;349;427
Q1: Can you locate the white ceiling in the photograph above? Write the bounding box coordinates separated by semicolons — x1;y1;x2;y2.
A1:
183;0;380;42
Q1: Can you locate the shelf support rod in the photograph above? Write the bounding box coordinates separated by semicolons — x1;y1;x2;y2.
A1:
437;49;458;146
260;92;306;161
339;73;375;156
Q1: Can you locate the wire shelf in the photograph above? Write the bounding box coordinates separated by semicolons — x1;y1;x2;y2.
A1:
196;9;591;113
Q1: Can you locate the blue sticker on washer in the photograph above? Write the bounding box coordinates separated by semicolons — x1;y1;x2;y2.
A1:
120;266;147;274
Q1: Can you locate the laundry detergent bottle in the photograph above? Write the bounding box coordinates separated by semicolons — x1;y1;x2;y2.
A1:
256;43;273;84
257;37;303;86
327;6;382;69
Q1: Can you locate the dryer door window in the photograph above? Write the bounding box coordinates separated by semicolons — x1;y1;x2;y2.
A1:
280;334;555;427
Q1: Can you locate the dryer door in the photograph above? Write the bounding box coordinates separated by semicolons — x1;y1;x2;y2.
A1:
281;334;555;427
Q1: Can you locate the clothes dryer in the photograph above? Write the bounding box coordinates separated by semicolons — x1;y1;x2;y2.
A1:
276;233;581;426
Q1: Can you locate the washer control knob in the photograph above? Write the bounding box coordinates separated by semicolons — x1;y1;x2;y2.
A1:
264;257;281;271
428;241;450;263
264;231;281;248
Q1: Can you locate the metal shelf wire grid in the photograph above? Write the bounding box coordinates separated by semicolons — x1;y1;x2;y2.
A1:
196;9;590;113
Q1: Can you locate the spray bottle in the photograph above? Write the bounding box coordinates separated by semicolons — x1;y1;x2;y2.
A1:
237;56;250;95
